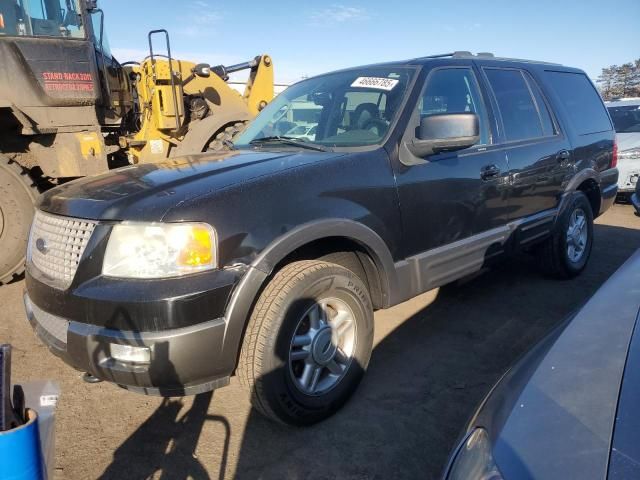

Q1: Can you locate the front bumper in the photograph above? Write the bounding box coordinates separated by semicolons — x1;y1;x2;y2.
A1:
24;259;269;396
24;293;230;395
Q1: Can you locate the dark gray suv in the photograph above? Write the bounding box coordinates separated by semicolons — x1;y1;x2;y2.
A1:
24;52;618;425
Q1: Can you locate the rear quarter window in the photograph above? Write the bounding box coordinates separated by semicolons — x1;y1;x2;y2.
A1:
544;71;612;135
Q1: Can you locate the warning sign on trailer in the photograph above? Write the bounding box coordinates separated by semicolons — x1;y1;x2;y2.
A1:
351;77;399;91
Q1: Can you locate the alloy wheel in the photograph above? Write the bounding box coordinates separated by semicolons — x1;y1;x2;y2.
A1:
288;298;356;395
566;207;588;263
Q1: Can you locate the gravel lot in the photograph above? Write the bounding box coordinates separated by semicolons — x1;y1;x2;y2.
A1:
1;203;638;480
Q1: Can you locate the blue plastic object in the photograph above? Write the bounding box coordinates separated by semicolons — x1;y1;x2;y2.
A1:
0;410;43;480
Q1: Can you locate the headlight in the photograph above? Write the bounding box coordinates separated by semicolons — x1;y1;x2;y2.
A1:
103;222;217;279
619;148;640;160
446;428;503;480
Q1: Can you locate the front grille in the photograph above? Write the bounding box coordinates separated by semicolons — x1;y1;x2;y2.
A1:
25;295;69;345
28;211;97;289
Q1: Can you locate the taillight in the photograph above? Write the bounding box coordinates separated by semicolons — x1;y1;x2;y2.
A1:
612;140;618;169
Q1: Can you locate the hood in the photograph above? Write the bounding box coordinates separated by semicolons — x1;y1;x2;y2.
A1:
616;132;640;152
38;149;343;221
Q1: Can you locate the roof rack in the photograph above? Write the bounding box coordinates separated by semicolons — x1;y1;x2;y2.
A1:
420;51;496;60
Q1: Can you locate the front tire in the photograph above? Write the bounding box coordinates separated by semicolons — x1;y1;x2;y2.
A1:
238;260;374;426
0;156;38;284
206;122;248;151
537;191;594;279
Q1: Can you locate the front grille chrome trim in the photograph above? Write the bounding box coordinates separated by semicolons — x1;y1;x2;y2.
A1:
27;210;97;289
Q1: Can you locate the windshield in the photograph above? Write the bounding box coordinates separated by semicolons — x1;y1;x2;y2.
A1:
608;105;640;133
234;66;416;149
0;0;84;37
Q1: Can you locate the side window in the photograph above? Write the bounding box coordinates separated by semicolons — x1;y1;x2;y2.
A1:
419;68;491;145
524;73;556;137
543;71;612;135
484;69;545;142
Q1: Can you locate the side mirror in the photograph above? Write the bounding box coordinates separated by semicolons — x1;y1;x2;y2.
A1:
193;63;211;78
408;113;480;158
85;0;98;11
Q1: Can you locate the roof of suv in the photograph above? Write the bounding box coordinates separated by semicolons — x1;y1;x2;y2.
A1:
326;51;580;76
292;52;584;89
408;51;562;66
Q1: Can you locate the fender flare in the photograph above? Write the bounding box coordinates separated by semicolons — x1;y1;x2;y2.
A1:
251;219;397;288
562;167;618;218
219;219;398;372
171;110;252;157
564;168;600;192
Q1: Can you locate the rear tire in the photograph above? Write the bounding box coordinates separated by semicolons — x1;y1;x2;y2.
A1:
0;156;38;284
536;191;593;279
238;260;374;426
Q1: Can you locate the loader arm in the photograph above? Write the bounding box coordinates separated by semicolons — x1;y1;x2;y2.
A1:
243;55;274;116
210;55;274;116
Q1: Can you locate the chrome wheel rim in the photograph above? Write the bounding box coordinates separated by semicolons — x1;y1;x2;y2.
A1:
288;298;356;395
566;207;588;263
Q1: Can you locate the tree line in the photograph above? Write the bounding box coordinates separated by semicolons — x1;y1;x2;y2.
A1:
597;59;640;100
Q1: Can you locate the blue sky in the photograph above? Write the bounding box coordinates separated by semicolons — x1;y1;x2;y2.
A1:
101;0;639;85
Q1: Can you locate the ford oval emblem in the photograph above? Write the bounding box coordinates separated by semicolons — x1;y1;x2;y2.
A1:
35;237;49;255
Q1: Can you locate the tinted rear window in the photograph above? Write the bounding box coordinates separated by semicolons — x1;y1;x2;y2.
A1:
544;71;611;135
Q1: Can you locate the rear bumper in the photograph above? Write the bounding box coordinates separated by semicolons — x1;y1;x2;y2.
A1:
599;168;619;216
24;293;230;396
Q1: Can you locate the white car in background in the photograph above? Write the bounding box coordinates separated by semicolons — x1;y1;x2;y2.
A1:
285;124;317;141
606;98;640;199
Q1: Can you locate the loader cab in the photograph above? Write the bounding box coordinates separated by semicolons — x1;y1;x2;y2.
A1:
0;0;130;124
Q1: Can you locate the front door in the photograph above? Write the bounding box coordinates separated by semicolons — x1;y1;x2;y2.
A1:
396;65;510;258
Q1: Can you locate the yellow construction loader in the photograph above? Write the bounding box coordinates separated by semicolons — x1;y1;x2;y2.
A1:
122;30;273;163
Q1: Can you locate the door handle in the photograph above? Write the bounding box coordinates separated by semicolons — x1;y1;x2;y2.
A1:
480;164;501;180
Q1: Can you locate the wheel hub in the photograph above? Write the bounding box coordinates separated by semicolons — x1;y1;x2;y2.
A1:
311;326;337;366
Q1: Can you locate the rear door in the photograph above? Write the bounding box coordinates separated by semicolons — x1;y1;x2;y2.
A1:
481;67;572;220
541;70;615;182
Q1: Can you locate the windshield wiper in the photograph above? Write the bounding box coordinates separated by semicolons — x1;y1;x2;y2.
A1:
249;136;330;152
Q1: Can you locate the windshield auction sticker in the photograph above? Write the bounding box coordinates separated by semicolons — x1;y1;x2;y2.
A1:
351;77;399;91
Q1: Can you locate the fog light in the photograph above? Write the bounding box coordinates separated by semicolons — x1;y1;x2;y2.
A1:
110;344;151;364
